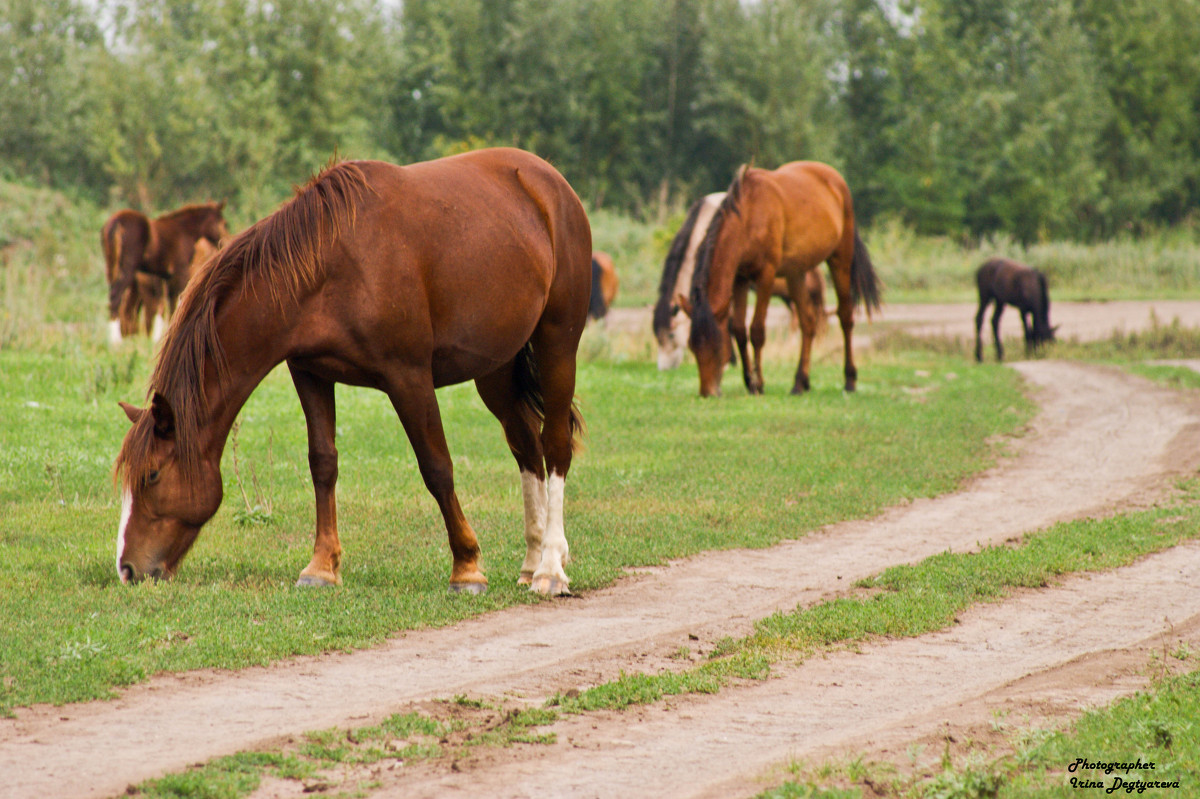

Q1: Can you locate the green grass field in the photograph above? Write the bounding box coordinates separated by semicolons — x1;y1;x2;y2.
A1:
0;336;1031;713
4;177;1200;797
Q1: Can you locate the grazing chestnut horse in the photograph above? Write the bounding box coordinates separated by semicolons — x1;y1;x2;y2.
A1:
114;148;591;596
974;257;1056;361
588;250;619;321
103;202;228;344
685;162;881;396
654;192;820;370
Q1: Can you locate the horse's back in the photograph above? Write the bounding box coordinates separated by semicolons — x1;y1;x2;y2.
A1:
760;162;849;269
329;151;591;382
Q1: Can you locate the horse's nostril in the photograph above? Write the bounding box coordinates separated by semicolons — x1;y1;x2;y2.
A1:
120;563;135;583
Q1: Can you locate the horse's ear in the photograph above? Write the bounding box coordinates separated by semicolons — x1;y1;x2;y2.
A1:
150;392;176;439
675;293;693;318
118;401;144;425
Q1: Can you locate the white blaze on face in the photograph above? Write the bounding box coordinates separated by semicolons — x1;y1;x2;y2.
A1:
108;319;123;347
116;489;133;583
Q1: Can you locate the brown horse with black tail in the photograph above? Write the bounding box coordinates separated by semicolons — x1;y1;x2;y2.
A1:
683;162;881;396
655;191;824;371
113;148;591;596
974;257;1056;361
102;202;228;344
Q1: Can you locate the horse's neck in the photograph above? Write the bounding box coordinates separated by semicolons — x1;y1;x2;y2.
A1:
195;289;296;461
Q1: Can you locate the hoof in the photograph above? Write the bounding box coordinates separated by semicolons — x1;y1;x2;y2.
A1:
296;574;338;587
517;571;534;586
529;575;571;597
449;580;488;595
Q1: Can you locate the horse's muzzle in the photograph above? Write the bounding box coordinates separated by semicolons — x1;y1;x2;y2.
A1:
119;563;167;584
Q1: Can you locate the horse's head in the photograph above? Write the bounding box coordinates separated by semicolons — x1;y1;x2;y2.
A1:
677;292;730;397
202;202;231;247
115;395;223;583
654;312;688;370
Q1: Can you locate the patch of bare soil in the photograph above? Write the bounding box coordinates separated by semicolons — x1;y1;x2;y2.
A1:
3;306;1200;799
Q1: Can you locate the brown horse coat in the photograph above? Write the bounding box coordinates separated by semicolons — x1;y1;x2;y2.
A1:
102;203;228;343
114;149;590;595
686;161;880;396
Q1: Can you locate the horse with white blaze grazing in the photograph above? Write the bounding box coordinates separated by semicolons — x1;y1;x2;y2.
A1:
654;192;726;370
114;148;590;596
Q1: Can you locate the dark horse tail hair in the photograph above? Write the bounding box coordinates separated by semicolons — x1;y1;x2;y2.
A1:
653;197;706;337
688;172;746;353
513;342;585;454
588;257;608;320
850;227;883;318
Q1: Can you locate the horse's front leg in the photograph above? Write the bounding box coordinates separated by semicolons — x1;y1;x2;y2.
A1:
288;364;343;587
1020;310;1034;353
386;373;487;594
745;273;774;395
729;280;754;391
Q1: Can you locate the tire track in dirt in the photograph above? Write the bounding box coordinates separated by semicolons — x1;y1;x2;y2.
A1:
377;546;1200;799
2;360;1199;799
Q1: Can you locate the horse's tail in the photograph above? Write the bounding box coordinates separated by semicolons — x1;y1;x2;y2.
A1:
588;257;608;320
513;342;585;453
850;227;882;318
653;197;706;339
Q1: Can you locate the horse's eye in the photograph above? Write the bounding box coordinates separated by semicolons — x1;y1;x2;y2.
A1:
146;470;161;486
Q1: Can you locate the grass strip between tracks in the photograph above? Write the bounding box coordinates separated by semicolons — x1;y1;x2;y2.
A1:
125;481;1200;798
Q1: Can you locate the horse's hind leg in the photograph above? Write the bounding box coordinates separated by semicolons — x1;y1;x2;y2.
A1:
475;360;549;588
288;364;343;587
991;302;1006;361
827;255;858;391
974;298;990;362
524;325;585;597
788;271;816;394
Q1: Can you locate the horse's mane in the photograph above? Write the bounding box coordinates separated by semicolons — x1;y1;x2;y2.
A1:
688;167;748;351
652;197;706;336
116;160;370;488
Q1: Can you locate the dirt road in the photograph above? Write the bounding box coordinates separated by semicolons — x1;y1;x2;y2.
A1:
3;305;1200;799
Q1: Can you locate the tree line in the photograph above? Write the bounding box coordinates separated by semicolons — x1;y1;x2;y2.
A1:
4;0;1199;242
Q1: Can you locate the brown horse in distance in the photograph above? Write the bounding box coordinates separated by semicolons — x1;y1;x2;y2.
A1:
122;237;220;341
684;162;881;396
655;192;823;370
103;202;228;344
974;257;1056;361
114;148;591;596
588;250;619;321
